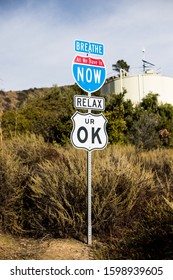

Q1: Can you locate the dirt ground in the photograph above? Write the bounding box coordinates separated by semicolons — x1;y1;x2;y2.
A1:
0;231;94;260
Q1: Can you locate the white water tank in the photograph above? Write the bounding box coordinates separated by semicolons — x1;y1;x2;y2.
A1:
101;72;173;104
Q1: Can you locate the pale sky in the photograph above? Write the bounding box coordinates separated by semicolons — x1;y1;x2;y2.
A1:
0;0;173;91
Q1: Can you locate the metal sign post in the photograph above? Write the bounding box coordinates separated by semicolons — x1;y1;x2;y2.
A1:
87;92;92;246
87;143;92;245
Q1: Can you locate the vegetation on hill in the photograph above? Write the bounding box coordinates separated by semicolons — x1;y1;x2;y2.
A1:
1;85;173;148
1;85;173;259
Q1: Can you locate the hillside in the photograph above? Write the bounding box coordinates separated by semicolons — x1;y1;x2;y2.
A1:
0;87;51;113
0;85;95;260
0;84;91;113
1;86;173;259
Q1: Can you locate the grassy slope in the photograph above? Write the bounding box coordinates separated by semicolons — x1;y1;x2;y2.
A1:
1;135;173;259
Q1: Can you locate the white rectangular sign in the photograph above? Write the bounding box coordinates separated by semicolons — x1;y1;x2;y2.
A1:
74;95;105;111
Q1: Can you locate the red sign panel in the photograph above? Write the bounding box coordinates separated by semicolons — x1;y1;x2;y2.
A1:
74;55;105;67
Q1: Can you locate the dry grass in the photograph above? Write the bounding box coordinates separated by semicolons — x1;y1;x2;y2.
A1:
1;135;173;259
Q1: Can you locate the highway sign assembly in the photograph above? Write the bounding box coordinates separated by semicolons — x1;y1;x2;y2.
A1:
74;95;105;111
71;111;108;151
71;39;108;246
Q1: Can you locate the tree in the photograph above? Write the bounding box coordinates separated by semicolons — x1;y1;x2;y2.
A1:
140;92;159;113
129;111;160;149
112;59;130;76
157;103;173;146
158;103;173;131
105;92;127;144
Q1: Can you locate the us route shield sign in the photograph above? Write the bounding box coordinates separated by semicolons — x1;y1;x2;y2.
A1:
71;111;108;151
72;55;106;93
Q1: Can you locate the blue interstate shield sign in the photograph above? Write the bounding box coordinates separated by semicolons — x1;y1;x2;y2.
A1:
72;55;106;93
